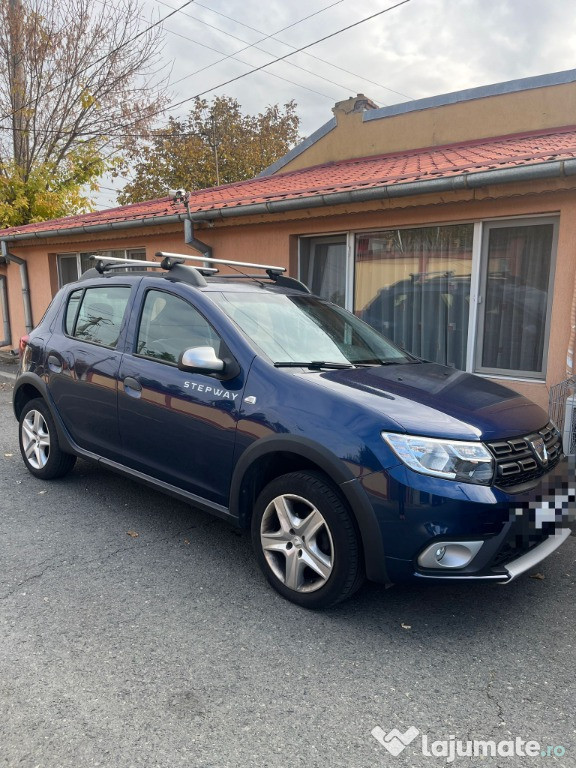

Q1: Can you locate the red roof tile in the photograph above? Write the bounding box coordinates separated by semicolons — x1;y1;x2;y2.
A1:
3;126;576;238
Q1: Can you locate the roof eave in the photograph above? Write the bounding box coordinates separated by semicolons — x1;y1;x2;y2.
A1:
0;212;187;243
2;158;576;242
186;157;576;221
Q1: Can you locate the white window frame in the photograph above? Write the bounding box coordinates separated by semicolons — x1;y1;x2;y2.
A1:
298;233;353;310
299;215;559;381
473;217;558;380
56;248;146;287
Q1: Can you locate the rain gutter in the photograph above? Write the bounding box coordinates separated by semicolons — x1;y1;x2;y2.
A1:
183;158;576;222
568;262;576;376
184;212;212;258
0;212;190;242
0;159;575;241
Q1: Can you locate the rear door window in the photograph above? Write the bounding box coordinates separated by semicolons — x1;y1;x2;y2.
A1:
67;286;131;348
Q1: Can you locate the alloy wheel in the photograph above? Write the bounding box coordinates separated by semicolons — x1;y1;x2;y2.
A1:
21;409;51;470
259;493;334;593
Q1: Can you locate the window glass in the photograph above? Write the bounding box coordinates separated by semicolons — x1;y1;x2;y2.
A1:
58;255;80;286
478;223;554;375
72;286;131;347
58;249;147;286
213;292;412;365
299;236;347;307
355;225;474;369
137;290;221;365
79;253;94;274
81;249;146;273
65;289;83;335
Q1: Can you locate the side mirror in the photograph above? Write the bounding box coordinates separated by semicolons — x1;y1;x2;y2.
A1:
178;346;225;373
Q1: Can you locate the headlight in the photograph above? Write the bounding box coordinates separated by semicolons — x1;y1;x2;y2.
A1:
382;432;494;485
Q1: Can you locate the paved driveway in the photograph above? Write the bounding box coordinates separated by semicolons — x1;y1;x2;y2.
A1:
0;375;574;768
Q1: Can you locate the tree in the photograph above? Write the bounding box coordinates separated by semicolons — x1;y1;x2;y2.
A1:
117;96;301;204
0;0;166;226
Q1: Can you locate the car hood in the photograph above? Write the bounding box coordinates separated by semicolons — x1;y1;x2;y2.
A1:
299;362;549;441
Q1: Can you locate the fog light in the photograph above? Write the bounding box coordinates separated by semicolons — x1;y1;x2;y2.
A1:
435;546;446;562
418;541;484;569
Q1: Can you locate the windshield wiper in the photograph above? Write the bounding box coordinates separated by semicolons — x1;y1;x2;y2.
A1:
274;361;354;370
354;358;417;366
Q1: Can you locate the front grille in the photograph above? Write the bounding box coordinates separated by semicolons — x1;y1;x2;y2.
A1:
486;422;563;489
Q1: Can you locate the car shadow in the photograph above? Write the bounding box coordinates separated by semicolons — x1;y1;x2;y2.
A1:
51;458;574;645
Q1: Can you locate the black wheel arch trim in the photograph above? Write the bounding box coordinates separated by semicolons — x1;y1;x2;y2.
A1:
13;372;77;455
229;435;390;584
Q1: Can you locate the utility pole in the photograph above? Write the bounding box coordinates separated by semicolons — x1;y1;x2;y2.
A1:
211;113;220;186
8;0;29;176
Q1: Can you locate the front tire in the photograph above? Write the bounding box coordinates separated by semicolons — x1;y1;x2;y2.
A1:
252;471;364;609
19;398;76;480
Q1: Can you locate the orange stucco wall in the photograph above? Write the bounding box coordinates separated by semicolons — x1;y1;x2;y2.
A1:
2;178;576;411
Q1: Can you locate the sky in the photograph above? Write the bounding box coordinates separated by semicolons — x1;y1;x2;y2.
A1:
97;0;576;207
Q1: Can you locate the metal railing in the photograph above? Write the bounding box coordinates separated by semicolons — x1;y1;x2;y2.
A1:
549;376;576;455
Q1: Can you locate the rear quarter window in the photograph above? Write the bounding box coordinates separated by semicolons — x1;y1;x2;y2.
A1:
65;290;83;335
67;286;131;348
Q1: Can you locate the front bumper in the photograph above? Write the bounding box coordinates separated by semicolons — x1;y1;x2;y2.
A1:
414;527;571;582
359;455;574;584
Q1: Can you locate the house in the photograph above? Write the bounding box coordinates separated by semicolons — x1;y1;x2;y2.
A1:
2;68;576;412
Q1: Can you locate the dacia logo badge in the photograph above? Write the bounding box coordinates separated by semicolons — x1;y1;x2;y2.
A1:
529;436;548;465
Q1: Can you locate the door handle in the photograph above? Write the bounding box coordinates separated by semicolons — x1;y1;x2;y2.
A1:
47;354;63;374
123;376;142;397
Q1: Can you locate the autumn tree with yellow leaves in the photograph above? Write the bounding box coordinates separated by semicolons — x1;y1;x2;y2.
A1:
117;96;301;204
0;0;166;226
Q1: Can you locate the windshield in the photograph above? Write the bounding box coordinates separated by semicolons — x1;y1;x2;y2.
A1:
212;292;414;366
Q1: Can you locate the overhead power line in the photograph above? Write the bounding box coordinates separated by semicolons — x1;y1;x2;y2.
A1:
160;0;352;91
0;0;196;125
150;0;414;123
0;0;412;140
172;0;413;101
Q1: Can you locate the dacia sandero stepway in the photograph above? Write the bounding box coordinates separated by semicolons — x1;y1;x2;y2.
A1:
13;252;571;608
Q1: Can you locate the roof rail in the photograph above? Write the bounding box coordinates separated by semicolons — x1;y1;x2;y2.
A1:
155;252;286;274
85;253;309;293
87;254;215;287
154;251;310;293
89;254;217;276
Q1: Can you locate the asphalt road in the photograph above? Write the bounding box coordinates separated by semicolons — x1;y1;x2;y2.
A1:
0;375;574;768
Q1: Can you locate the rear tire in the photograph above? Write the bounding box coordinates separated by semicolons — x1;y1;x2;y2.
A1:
19;398;76;480
252;471;364;609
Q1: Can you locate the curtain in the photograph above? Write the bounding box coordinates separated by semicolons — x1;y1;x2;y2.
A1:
300;238;347;307
480;223;553;374
355;225;474;369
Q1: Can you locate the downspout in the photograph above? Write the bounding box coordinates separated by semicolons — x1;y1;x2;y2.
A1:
1;240;33;333
182;193;212;258
0;275;10;347
184;218;212;258
567;263;576;376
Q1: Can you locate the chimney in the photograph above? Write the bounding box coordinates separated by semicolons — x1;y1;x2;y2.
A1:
332;93;378;120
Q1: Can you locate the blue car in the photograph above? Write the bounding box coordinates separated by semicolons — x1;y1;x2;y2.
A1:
13;253;570;608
